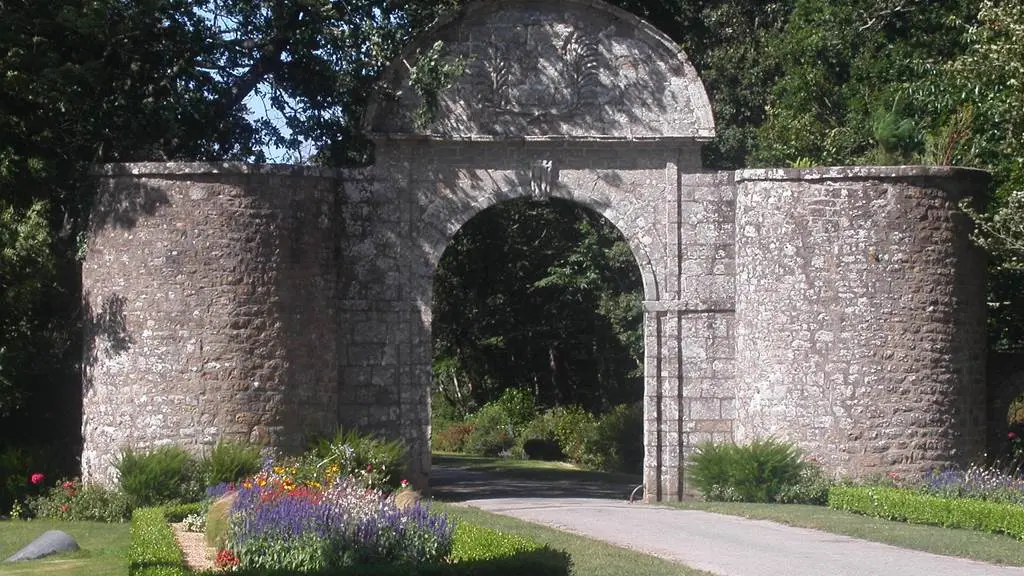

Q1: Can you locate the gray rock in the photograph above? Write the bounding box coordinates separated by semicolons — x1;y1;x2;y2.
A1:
4;530;80;562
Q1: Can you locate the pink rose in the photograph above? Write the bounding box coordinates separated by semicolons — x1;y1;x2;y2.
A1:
1010;432;1018;440
29;473;45;485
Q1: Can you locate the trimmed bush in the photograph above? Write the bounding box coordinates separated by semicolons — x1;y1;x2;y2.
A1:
203;441;262;486
687;439;806;502
163;501;204;523
116;446;202;509
128;507;191;576
828;485;1024;540
448;521;571;575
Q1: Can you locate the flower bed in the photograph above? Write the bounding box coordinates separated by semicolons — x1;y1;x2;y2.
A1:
129;505;570;575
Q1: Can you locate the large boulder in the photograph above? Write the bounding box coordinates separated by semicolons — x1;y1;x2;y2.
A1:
5;530;80;562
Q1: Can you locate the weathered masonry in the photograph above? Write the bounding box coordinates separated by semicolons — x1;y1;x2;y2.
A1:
81;0;990;501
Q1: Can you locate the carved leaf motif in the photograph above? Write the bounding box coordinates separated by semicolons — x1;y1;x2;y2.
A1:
561;31;601;113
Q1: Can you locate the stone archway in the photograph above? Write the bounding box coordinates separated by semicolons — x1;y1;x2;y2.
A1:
355;0;730;500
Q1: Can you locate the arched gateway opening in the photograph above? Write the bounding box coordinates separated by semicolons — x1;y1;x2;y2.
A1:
429;197;646;474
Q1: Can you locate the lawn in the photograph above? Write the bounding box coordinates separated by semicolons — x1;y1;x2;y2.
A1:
669;500;1024;567
0;519;129;575
437;502;711;576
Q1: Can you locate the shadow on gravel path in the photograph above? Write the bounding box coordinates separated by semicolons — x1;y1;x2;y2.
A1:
430;462;641;502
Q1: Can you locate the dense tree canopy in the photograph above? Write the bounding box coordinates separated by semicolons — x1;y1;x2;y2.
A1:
2;0;1023;471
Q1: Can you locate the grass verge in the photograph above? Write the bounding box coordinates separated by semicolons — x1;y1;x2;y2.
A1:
433;453;641;486
0;519;130;575
435;502;710;576
668;500;1024;567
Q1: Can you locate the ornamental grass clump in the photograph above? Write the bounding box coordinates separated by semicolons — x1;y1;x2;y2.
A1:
224;473;453;572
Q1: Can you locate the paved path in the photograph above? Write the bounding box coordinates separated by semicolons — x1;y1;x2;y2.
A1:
431;466;1024;576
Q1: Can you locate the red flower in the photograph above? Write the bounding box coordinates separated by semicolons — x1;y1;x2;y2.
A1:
366;464;373;473
62;481;75;489
29;473;45;485
1010;432;1018;440
215;548;240;569
60;504;70;513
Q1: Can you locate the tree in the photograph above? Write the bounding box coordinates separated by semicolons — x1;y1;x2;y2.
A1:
432;199;643;415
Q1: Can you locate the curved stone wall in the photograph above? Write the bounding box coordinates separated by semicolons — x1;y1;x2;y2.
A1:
733;167;989;477
82;163;340;484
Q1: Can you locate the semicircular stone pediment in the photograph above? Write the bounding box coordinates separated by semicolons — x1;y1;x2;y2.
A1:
366;0;715;140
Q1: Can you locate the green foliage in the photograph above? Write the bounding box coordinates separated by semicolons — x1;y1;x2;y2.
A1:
163;501;204;523
0;445;50;515
775;464;833;505
433;421;475;453
586;403;644;474
28;478;131;522
408;40;466;130
551;406;598;465
687;439;808;503
308;428;408;491
465;403;517;457
128;507;191;576
828;485;1024;540
450;521;571;575
115;446;202;509
433;199;643;416
203;441;262;486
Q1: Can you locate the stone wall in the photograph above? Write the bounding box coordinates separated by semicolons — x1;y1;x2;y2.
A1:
733;167;989;478
82;164;341;483
80;0;994;498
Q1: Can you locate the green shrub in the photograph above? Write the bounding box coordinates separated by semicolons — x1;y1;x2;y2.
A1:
28;478;131;522
1;446;38;515
587;403;643;473
128;507;191;576
776;464;833;505
687;439;806;503
494;388;536;433
203;441;262;486
116;446;202;509
163;501;204;523
465;402;516;456
308;428;407;491
433;421;475;453
829;485;1024;539
550;406;597;465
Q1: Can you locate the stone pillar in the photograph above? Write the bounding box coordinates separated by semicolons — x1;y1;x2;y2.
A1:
82;163;340;485
734;166;989;478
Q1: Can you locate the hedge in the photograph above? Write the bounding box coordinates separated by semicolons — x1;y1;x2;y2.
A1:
828;485;1024;540
128;505;570;576
128;507;192;576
